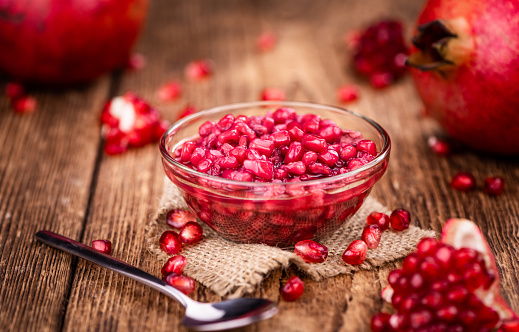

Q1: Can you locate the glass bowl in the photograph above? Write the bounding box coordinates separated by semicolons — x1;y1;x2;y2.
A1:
160;101;391;247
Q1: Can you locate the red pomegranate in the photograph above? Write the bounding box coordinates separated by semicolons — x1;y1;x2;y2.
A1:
0;0;148;85
407;0;519;155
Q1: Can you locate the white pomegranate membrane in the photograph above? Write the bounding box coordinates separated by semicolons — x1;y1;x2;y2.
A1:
163;105;389;247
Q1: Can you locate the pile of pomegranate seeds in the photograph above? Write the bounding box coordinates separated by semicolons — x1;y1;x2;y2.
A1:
336;84;360;103
100;92;170;155
281;276;305;301
256;31;277;52
174;108;377;182
157;80;182;102
351;20;409;88
342;209;410;266
92;239;112;255
184;59;213;81
294;240;328;263
372;236;507;331
5;82;36;114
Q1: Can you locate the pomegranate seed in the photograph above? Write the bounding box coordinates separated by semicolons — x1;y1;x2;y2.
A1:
179;222;203;244
5;82;25;100
161;255;188;276
243;159;273;180
294;240;328;263
361;224;382;249
370;72;394;88
280;276;304;301
390;208;410;231
92;239;112;255
337;84;359;103
370;313;391;332
159;231;182;255
126;53;147;70
450;171;477;192
409;309;432;329
483;176;505;196
340;145;357;161
356;139;377;156
166;209;196;229
157;81;182;102
257;31;277;52
366;211;390;231
185;59;213;81
428;136;451;156
416;237;438;257
342;240;368;265
178;105;197;120
12;95;36;113
260;88;285;101
164;273;195;295
499;319;519;332
302;134;327;153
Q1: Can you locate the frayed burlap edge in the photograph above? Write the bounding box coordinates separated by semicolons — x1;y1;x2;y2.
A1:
146;178;436;298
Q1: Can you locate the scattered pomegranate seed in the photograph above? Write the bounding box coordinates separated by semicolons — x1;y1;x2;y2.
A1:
159;231;182;255
336;84;359;103
177;105;197;120
126;53;147;71
5;82;25;100
166;209;196;229
483;176;505;196
342;240;368;265
179;222;203;244
280;276;304;301
361;225;382;249
157;81;182;102
12;95;36;113
499;319;519;332
257;31;277;52
370;72;394;89
260;88;285;101
92;239;112;255
294;240;328;263
344;29;361;50
390;208;411;231
366;212;390;231
428;136;451;156
185;59;213;81
450;171;477;192
164;273;195;295
161;255;188;277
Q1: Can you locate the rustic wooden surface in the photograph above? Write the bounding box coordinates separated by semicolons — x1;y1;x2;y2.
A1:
1;0;518;331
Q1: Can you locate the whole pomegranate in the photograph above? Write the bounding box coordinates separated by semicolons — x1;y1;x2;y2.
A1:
0;0;148;85
407;0;519;155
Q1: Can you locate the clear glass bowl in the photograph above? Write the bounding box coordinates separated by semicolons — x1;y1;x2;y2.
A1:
160;101;391;247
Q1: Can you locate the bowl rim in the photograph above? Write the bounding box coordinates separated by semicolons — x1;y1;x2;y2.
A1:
160;100;391;187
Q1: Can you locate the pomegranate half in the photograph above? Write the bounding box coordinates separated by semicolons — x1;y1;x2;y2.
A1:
0;0;148;85
407;0;519;155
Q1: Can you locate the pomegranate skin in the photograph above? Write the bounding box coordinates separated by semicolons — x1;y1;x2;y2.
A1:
0;0;148;85
409;0;519;154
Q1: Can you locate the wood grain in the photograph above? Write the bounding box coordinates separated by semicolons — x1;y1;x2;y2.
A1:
1;0;519;331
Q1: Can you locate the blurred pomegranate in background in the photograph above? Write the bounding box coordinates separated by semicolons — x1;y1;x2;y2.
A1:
0;0;148;85
407;0;519;155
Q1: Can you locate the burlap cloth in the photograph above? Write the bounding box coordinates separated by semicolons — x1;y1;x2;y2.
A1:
146;179;436;298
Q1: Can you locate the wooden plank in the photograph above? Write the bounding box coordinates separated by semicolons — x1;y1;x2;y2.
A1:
0;80;110;330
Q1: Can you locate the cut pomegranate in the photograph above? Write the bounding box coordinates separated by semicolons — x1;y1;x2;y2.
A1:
294;240;328;263
159;231;182;255
157;81;182;102
450;171;477;192
336;84;359;103
12;95;36;113
342;240;368;265
185;59;213;81
92;239;112;255
484;176;505;196
366;212;390;231
280;276;304;301
161;255;188;277
179;222;203;244
260;88;285;101
390;208;410;231
166;209;196;229
257;31;277;52
100;92;169;155
361;225;382;249
376;218;519;331
164;273;195;295
351;20;409;88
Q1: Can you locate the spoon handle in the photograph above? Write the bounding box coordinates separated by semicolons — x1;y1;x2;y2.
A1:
35;230;191;308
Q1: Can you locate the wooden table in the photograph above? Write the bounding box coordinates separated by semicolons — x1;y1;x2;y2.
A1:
1;0;519;331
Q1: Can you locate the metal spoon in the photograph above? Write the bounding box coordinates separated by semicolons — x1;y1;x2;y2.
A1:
35;230;278;331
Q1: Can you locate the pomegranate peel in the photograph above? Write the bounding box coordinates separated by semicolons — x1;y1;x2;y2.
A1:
378;218;518;331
